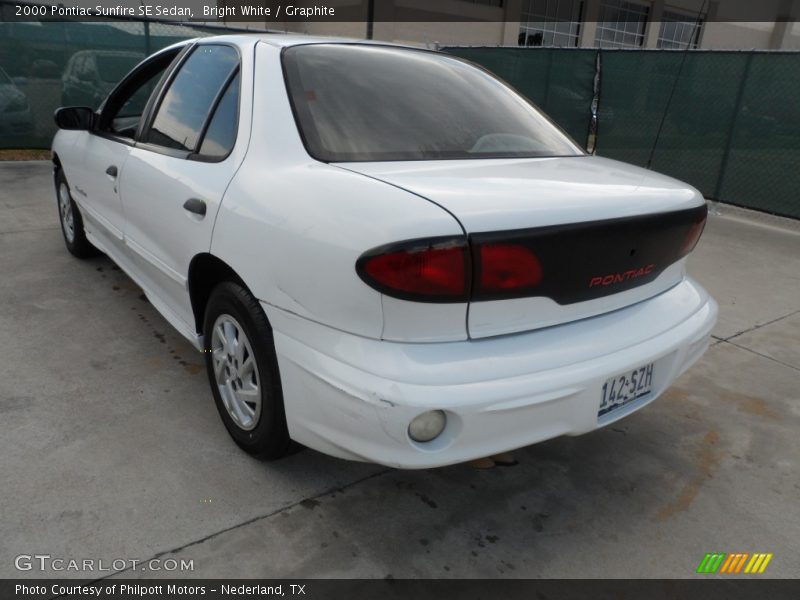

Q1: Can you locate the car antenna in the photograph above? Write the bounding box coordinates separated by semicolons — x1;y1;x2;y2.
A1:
646;0;707;170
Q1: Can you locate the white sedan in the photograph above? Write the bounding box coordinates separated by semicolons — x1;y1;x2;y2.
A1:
52;35;717;468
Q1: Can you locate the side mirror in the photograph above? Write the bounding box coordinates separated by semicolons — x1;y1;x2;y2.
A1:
54;106;95;131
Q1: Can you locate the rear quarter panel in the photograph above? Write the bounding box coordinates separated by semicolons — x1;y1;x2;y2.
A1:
210;42;466;341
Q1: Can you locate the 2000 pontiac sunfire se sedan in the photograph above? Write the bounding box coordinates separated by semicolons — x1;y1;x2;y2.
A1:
52;35;717;468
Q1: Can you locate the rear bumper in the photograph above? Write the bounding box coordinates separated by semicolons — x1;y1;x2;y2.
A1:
264;276;717;469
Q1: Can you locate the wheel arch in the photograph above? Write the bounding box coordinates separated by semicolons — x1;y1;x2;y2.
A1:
52;152;63;185
187;253;251;335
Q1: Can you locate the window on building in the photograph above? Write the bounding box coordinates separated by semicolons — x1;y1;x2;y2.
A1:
461;0;504;7
518;0;584;47
594;0;649;48
657;10;704;49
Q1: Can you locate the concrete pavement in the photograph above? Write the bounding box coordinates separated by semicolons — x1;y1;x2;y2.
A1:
1;161;798;579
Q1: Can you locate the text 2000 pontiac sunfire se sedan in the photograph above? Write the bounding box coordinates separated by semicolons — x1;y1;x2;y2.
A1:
51;35;717;468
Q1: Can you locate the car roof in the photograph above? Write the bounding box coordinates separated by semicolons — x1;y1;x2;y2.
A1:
192;33;407;50
148;33;418;64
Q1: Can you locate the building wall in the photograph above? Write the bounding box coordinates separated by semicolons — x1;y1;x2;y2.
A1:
209;0;799;50
519;0;800;50
700;22;775;49
373;21;513;47
786;22;800;48
273;21;368;39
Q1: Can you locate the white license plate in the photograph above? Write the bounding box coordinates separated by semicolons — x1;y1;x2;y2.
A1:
599;362;654;417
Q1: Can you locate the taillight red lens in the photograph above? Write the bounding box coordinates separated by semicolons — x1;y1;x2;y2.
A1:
359;241;467;301
681;212;707;255
478;243;543;295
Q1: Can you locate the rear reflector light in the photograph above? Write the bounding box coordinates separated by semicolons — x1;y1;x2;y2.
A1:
478;243;543;295
408;410;447;443
356;238;468;302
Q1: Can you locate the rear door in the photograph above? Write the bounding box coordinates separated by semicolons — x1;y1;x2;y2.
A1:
119;43;249;331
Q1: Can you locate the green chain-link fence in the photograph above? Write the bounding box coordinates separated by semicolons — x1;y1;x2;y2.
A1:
1;25;798;218
445;47;800;219
0;20;229;148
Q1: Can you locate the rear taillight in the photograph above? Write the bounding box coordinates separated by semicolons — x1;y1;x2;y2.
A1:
358;205;703;304
477;242;543;296
357;236;545;303
356;237;469;302
680;208;708;256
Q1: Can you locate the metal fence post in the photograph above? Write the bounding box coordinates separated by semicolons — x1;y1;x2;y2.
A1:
588;49;601;154
144;20;151;56
713;52;754;201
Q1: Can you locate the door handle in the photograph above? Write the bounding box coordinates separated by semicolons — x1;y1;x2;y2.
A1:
105;165;118;178
183;198;207;217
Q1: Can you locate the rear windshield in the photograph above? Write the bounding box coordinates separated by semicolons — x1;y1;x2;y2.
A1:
282;44;583;162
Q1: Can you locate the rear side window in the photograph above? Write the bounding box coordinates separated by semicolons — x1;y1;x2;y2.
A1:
198;72;240;158
146;45;238;152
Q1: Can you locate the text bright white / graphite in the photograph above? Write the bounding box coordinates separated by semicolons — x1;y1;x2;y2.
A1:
204;5;337;18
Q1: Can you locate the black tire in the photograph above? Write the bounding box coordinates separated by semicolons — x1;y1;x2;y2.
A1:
55;169;98;258
203;281;291;459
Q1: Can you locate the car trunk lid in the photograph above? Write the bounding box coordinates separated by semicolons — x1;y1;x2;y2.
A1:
339;156;707;338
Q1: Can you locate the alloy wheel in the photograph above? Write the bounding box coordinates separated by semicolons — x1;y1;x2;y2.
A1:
58;182;75;243
210;313;261;431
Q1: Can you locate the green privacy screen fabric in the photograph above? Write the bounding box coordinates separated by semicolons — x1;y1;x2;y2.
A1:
443;46;799;219
2;28;798;218
715;53;800;217
0;20;212;148
596;50;750;203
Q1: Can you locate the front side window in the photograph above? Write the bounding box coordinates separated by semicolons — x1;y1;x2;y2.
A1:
76;56;92;81
98;49;179;139
282;44;582;162
146;45;238;152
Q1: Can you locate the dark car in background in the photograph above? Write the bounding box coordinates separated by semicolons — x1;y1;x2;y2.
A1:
61;50;143;108
0;65;33;136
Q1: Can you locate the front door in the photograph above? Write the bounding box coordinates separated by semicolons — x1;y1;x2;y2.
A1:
73;134;131;247
72;48;181;253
